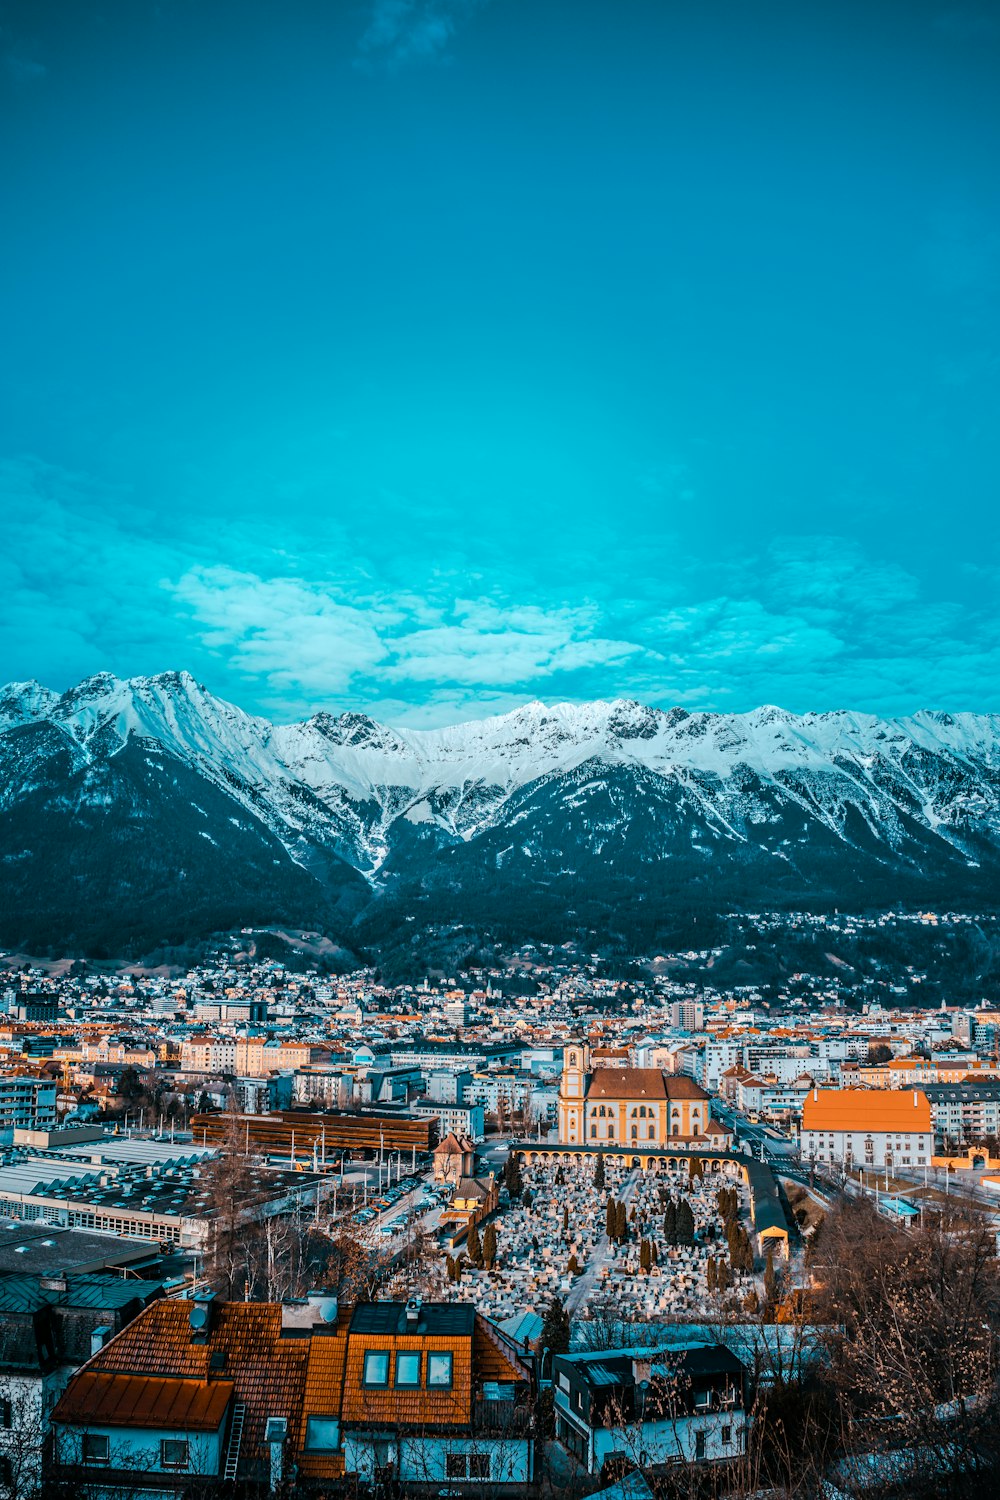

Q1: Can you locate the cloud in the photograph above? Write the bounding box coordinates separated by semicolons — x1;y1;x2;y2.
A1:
169;568;648;700
356;0;488;71
169;567;392;696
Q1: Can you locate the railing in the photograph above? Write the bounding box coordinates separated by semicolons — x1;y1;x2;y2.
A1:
473;1399;533;1435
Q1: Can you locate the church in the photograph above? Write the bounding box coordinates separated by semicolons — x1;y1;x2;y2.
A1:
558;1042;730;1151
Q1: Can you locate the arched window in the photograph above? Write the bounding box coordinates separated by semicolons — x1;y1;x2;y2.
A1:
648;1125;655;1139
608;1123;615;1139
631;1125;638;1140
638;1105;646;1119
591;1123;597;1138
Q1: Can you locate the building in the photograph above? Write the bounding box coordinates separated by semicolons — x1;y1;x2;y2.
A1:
800;1088;933;1171
433;1132;478;1184
558;1043;729;1151
51;1296;534;1493
922;1081;1000;1147
553;1343;748;1475
0;1076;57;1140
0;1271;165;1494
669;1000;705;1031
414;1101;486;1143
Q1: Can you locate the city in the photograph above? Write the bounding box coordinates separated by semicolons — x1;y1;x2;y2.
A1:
0;912;997;1494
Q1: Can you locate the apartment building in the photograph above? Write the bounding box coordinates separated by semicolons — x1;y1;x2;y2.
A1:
922;1081;1000;1147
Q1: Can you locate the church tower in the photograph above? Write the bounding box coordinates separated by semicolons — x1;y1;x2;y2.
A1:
558;1040;590;1144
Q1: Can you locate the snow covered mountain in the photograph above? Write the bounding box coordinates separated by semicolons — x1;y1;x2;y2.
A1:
2;671;999;955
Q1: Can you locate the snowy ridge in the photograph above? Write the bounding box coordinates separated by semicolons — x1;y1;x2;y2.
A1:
2;673;999;880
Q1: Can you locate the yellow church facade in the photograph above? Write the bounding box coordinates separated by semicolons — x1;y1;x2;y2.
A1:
558;1042;728;1150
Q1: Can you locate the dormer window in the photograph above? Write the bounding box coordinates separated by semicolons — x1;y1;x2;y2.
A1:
363;1351;390;1387
428;1352;453;1388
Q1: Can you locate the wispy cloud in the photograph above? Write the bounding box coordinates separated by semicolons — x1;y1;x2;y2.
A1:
355;0;488;72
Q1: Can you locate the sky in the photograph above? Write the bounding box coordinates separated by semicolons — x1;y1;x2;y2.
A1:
1;0;998;727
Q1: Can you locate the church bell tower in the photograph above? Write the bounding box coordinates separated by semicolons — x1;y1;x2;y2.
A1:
558;1040;590;1143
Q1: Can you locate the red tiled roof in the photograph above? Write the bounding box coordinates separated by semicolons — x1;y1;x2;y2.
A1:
53;1373;233;1431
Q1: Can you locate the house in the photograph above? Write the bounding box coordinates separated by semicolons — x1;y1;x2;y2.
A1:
50;1295;314;1495
50;1296;534;1494
553;1342;749;1477
333;1300;533;1487
0;1271;164;1495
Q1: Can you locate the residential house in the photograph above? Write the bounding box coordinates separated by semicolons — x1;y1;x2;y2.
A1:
553;1343;748;1476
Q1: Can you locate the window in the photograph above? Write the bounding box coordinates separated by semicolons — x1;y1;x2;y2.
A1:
721;1425;732;1445
160;1439;189;1469
446;1454;467;1479
469;1452;490;1479
395;1351;421;1388
305;1416;340;1451
0;1399;9;1429
82;1434;110;1465
363;1350;390;1387
428;1352;454;1388
695;1431;706;1461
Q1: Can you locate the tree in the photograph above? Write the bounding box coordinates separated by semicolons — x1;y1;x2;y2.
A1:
676;1198;695;1246
663;1197;677;1244
640;1238;651;1273
482;1222;498;1271
764;1247;777;1310
563;1204;569;1234
614;1200;628;1242
568;1253;580;1276
594;1150;606;1189
606;1197;617;1238
689;1154;704;1181
466;1219;482;1266
707;1255;717;1292
540;1294;571;1357
503;1149;523;1198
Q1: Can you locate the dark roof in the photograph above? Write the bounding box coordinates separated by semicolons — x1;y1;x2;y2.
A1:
349;1303;475;1338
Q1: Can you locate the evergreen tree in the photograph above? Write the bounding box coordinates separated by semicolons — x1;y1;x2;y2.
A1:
540;1295;571;1357
717;1258;731;1291
594;1151;606;1189
563;1204;569;1234
568;1253;579;1276
651;1240;658;1266
482;1222;498;1271
640;1239;651;1273
689;1155;704;1181
663;1198;677;1244
606;1198;616;1238
614;1200;628;1242
676;1198;696;1246
706;1256;717;1292
466;1220;482;1266
503;1150;523;1198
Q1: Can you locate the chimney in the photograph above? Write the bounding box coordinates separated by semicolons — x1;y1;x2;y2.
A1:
91;1325;112;1357
189;1292;215;1341
405;1296;421;1328
265;1416;286;1492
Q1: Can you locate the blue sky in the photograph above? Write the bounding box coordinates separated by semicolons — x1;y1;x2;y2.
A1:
1;0;998;725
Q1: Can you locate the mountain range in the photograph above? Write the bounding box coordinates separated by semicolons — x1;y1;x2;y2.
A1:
1;671;998;958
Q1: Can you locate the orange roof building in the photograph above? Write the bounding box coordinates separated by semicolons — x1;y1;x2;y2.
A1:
801;1087;932;1171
